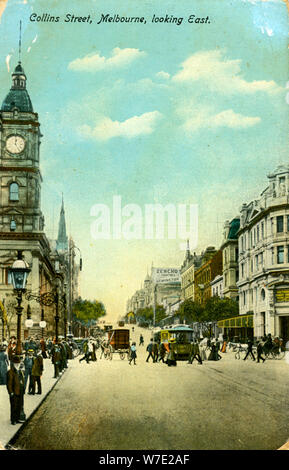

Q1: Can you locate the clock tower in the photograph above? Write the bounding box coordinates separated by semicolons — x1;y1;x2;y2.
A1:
0;61;44;233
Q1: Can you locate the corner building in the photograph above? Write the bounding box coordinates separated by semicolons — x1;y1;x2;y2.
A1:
237;164;289;343
0;62;62;339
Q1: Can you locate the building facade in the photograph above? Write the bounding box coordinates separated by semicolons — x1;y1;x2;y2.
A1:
0;61;80;340
180;241;202;301
221;217;240;300
194;247;223;305
237;164;289;342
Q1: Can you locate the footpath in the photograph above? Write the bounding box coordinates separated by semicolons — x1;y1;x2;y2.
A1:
0;358;66;449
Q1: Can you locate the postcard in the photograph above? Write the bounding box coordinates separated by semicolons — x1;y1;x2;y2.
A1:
0;0;288;455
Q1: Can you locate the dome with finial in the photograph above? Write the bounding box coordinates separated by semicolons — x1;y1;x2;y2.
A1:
1;62;33;112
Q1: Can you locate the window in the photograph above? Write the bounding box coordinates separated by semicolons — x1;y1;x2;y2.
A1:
241;263;244;278
287;215;289;232
257;225;259;242
271;247;274;265
261;289;265;301
277;216;284;233
255;255;258;271
235;248;238;262
277;246;284;264
261;222;264;239
243;291;246;306
9;183;19;201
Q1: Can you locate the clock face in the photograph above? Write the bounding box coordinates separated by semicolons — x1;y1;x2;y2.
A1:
6;135;26;154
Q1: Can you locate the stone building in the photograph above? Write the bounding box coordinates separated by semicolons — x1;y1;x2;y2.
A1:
0;61;79;340
180;240;202;301
237;164;289;343
194;247;223;305
221;217;240;300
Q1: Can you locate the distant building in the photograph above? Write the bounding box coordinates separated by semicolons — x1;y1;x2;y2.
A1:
194;247;223;305
180;240;202;301
221;217;240;301
211;274;224;298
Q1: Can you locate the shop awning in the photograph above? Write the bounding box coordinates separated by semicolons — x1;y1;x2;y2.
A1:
217;314;254;329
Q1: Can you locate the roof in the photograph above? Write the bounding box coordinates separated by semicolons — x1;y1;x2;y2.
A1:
228;218;240;240
1;88;33;112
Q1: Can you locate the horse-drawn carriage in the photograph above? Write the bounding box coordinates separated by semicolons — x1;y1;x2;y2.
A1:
101;328;130;360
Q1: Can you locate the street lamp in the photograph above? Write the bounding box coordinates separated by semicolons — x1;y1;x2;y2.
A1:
39;308;47;336
9;252;31;356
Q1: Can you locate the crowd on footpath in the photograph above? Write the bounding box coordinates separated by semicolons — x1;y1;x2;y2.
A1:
0;335;76;426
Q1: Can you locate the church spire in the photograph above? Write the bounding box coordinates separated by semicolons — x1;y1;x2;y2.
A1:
56;194;68;252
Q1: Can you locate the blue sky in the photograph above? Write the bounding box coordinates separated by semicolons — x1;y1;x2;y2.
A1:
0;0;288;320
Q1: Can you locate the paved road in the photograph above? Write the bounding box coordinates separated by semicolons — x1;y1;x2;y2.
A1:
11;326;289;450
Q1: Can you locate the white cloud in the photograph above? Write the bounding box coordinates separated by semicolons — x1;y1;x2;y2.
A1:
183;108;261;132
78;111;162;141
68;47;146;72
156;71;171;80
172;50;281;95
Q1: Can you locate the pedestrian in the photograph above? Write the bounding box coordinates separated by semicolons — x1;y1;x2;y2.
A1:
6;355;26;425
166;343;177;367
257;341;265;363
79;339;90;363
39;337;47;359
208;343;219;361
24;349;34;394
221;340;227;353
243;339;256;361
31;350;44;395
51;339;61;378
158;342;167;363
199;338;207;361
46;337;53;358
0;345;9;385
146;338;154;363
152;341;159;363
129;342;137;365
59;341;68;371
139;334;144;346
215;338;222;360
188;341;202;365
7;336;17;366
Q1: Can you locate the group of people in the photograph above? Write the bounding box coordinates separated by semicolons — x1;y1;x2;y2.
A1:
0;335;75;426
78;338;98;364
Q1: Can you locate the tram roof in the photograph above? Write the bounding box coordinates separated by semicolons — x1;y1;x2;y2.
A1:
163;325;193;332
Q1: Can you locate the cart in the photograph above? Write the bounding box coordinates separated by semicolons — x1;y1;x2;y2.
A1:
106;328;130;360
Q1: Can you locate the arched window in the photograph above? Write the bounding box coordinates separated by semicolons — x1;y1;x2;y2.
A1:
9;182;19;201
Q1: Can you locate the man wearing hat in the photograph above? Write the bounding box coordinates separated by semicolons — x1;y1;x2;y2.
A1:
24;349;34;394
6;356;26;425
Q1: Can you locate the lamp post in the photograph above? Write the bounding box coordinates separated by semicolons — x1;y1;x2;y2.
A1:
9;252;31;357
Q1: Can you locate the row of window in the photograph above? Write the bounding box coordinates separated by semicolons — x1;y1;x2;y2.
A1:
239;245;289;279
242;288;266;306
239;215;289;252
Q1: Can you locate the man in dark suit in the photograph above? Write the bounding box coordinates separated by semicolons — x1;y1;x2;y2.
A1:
243;339;256;361
31;351;44;394
6;355;26;425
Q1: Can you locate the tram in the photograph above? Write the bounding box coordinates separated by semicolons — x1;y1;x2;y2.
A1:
156;325;194;361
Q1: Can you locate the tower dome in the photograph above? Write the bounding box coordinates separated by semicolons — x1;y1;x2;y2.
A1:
1;62;33;112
